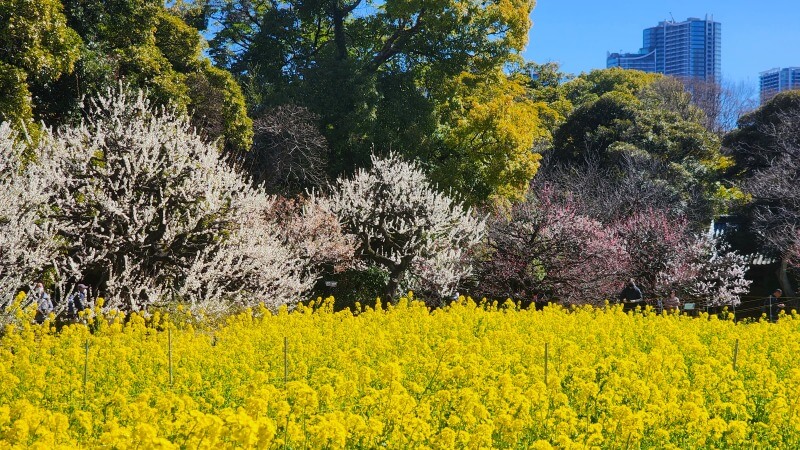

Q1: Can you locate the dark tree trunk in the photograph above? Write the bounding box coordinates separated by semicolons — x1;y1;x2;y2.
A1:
778;255;796;298
332;3;347;60
384;255;414;301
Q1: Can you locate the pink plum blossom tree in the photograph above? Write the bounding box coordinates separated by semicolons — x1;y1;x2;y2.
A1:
477;187;629;305
614;209;750;307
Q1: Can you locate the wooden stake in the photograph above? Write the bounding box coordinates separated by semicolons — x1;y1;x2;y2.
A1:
83;339;89;388
168;327;173;386
283;336;289;450
733;339;739;371
83;339;89;406
284;336;288;385
544;342;549;385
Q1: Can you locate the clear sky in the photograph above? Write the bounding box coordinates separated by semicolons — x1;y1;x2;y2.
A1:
522;0;800;89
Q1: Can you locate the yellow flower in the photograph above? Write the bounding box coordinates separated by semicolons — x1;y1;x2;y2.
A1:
1;294;799;448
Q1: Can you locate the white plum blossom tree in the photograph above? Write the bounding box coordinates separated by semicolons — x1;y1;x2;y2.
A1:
614;209;751;307
658;238;751;308
329;152;485;301
0;123;58;317
40;88;313;312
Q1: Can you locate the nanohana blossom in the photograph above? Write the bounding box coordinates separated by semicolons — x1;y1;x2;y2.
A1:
1;296;798;448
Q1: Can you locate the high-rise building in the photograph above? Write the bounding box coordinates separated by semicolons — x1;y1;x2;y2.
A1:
607;16;721;82
759;67;800;104
606;50;657;73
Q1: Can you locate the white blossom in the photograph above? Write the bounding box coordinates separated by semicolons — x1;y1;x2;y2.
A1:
329;152;485;300
0;123;59;320
38;87;313;313
657;237;751;307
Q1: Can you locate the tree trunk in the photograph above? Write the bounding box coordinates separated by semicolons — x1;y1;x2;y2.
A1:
384;255;414;301
778;255;796;298
332;3;347;60
385;272;401;302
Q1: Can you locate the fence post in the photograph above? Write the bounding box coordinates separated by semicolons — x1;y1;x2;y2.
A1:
544;342;549;386
733;339;739;371
83;339;89;406
283;336;289;450
83;339;89;388
168;327;173;386
284;336;288;385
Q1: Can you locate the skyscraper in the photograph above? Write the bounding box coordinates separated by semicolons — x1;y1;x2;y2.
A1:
607;16;721;82
759;67;800;104
606;50;657;73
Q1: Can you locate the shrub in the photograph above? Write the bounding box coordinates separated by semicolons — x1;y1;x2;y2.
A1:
37;87;312;313
328;152;485;300
0;122;59;322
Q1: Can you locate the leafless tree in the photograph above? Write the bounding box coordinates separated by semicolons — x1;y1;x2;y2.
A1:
740;108;800;296
682;77;757;135
534;151;714;227
234;104;329;194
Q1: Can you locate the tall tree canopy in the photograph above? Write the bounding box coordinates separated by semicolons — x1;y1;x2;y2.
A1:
0;0;251;151
724;91;800;296
723;91;800;178
202;0;547;204
545;68;735;224
0;0;81;136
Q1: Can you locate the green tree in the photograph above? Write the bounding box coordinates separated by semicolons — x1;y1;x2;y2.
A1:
0;0;251;152
724;91;800;296
549;69;733;224
723;90;800;178
0;0;81;133
429;70;547;204
203;0;544;204
521;61;573;132
563;67;661;108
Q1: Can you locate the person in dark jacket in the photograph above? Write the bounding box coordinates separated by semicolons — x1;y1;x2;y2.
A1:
67;284;88;319
763;289;785;322
618;279;643;304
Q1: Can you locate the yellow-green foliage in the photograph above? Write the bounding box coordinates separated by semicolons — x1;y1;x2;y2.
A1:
436;70;546;205
154;10;203;73
0;62;34;133
3;295;800;448
117;44;191;111
0;0;81;134
0;0;252;153
188;61;254;152
0;0;81;82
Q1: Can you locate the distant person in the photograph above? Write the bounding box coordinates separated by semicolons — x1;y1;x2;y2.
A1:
763;289;785;322
67;284;88;319
663;290;680;312
32;282;53;323
618;279;643;305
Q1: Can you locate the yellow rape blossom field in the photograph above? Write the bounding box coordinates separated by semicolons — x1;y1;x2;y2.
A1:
2;294;800;449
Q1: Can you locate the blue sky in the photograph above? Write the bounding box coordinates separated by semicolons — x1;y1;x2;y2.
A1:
522;0;800;89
